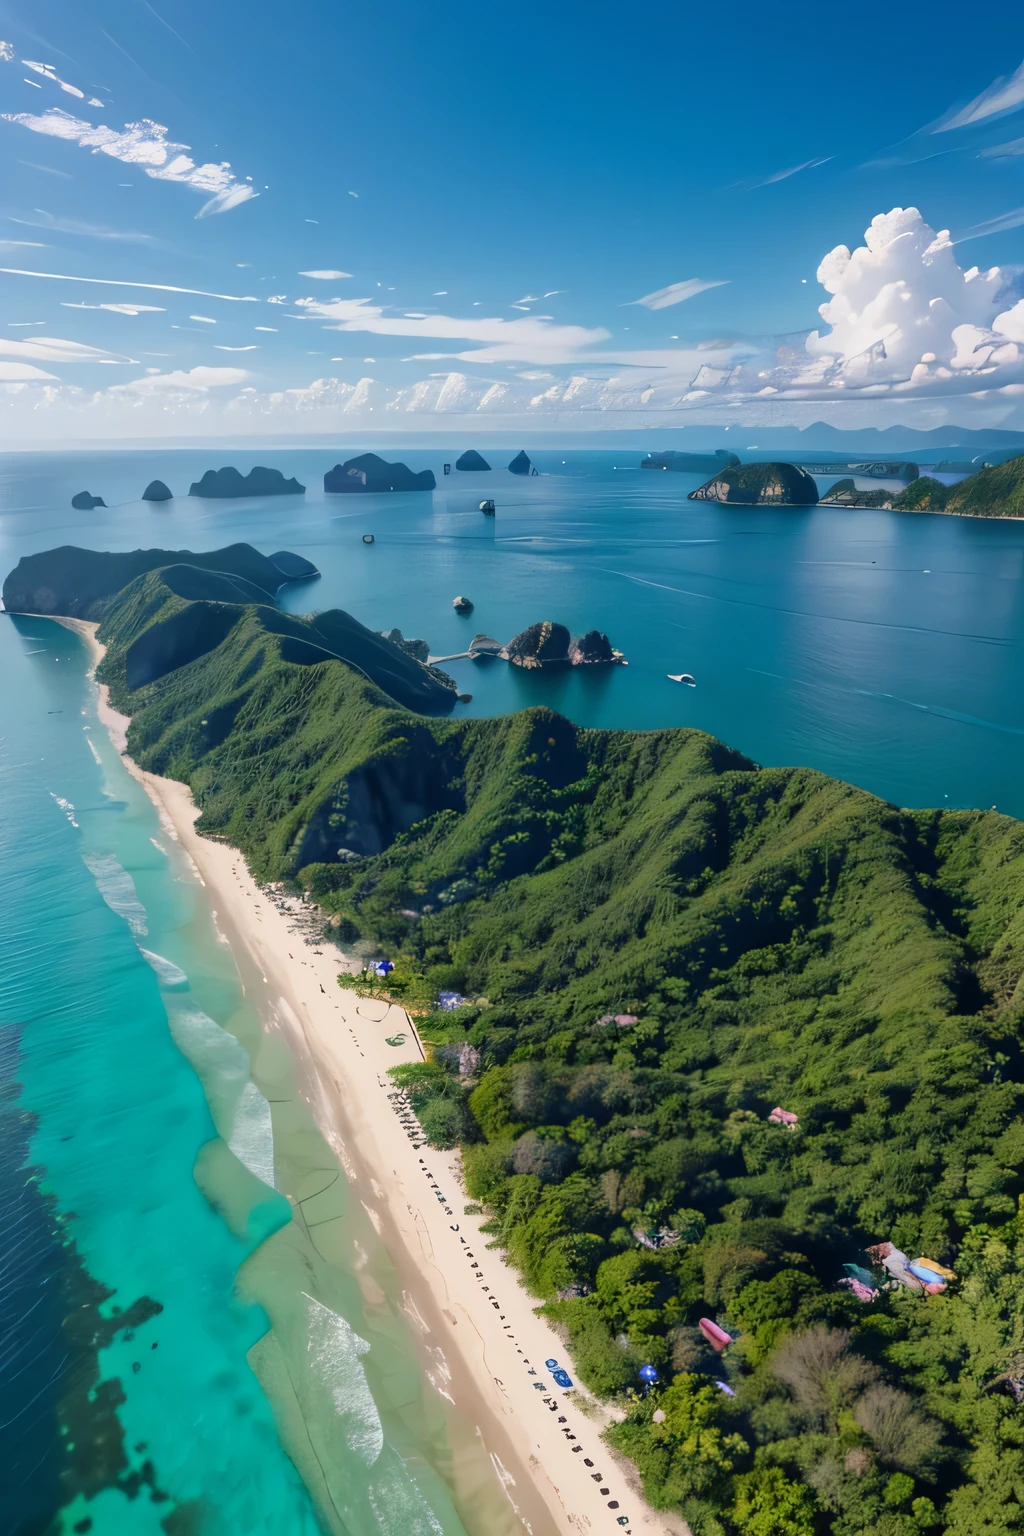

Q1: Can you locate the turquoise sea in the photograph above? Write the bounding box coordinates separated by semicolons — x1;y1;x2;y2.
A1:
1;444;1022;1534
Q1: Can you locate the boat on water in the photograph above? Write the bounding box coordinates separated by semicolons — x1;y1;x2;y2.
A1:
668;672;696;686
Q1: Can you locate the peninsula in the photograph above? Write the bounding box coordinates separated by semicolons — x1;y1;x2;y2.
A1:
10;542;1024;1536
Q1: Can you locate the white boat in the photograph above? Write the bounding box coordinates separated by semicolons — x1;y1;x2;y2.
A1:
668;673;696;686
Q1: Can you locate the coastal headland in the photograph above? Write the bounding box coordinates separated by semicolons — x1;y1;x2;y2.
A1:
40;612;677;1536
9;539;1024;1536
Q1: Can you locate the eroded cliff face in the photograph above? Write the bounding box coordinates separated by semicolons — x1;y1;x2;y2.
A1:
292;735;465;867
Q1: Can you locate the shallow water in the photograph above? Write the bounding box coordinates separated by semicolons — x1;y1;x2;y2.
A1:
2;444;1022;815
0;617;522;1535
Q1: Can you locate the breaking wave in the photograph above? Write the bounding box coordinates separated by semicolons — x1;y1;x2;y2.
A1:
139;947;189;989
302;1293;384;1466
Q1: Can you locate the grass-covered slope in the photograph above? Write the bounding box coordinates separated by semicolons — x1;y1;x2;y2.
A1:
75;567;1024;1534
1;542;318;620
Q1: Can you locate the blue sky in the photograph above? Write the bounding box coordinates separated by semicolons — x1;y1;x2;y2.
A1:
3;0;1024;436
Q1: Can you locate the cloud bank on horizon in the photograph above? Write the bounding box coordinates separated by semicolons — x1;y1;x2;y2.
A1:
4;4;1024;436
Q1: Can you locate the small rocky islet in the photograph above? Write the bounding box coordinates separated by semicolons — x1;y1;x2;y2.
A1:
324;453;435;492
189;466;306;498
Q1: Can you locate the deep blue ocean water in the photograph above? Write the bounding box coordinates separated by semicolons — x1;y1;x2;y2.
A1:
1;444;1022;1533
3;443;1021;814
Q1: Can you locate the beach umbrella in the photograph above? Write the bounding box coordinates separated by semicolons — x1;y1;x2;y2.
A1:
373;960;394;977
638;1365;659;1384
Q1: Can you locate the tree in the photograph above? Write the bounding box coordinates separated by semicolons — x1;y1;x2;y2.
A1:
732;1466;817;1535
771;1327;877;1429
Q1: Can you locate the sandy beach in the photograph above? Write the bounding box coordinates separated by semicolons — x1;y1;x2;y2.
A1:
54;615;682;1536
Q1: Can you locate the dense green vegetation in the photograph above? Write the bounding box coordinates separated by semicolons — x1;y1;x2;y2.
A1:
689;463;819;506
893;456;1024;517
28;548;1024;1535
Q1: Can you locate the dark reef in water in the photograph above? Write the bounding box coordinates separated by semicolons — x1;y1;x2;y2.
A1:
189;466;305;498
71;491;106;510
324;453;436;492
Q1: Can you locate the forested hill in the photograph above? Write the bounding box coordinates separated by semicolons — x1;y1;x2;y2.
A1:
31;549;1024;1536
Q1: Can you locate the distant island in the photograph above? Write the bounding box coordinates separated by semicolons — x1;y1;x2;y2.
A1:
71;491;106;510
324;453;436;493
142;479;173;502
641;449;740;474
689;461;819;506
455;449;491;471
189;466;306;498
508;450;537;476
818;478;895;510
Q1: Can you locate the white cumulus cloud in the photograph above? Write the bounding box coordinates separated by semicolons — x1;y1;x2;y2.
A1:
114;365;249;393
1;108;258;217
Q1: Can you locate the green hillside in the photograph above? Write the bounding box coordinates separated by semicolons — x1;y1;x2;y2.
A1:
37;553;1024;1536
893;456;1024;517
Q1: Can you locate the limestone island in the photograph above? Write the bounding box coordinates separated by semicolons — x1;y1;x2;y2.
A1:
508;450;538;476
455;449;491;471
189;466;306;498
500;621;625;668
324;453;436;493
689;461;819;506
641;449;740;474
142;480;173;502
71;491;106;510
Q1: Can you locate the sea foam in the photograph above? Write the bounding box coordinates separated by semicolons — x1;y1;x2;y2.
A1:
302;1293;384;1466
82;851;148;936
167;1007;276;1187
139;946;189;989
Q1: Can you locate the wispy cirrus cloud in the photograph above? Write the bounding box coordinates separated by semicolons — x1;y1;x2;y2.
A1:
978;136;1024;159
733;155;833;191
629;278;728;310
0;266;259;301
22;59;102;105
934;55;1024;132
0;361;58;380
0;108;258;216
11;209;156;242
61;301;165;315
299;269;351;279
956;205;1024;242
0;334;132;363
297;294;610;364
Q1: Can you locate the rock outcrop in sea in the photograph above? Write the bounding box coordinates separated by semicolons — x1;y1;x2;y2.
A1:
641;449;740;473
468;634;502;656
569;629;625;665
324;453;436;493
688;462;819;506
142;480;173;502
71;491;106;510
455;449;491;471
189;467;306;498
501;621;571;667
508;451;537;476
452;596;474;614
380;627;429;663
